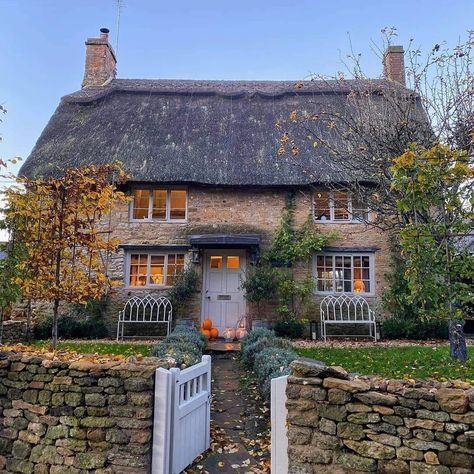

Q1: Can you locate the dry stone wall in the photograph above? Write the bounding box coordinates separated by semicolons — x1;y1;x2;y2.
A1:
1;322;28;344
0;351;169;474
286;358;474;473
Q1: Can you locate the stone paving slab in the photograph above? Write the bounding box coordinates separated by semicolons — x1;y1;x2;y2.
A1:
186;353;270;473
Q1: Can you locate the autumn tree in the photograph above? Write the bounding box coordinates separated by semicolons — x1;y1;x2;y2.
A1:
280;29;473;231
391;143;473;361
6;163;129;347
281;29;473;356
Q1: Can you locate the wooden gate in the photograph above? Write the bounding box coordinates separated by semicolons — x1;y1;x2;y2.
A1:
152;355;211;474
271;375;288;474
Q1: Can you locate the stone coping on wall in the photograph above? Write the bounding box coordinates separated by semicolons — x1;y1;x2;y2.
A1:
286;358;474;473
0;350;171;473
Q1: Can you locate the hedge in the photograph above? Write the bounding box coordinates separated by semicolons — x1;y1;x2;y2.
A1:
152;326;207;367
241;328;297;399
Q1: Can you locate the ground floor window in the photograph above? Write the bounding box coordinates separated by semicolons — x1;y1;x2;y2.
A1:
314;253;374;294
127;253;185;287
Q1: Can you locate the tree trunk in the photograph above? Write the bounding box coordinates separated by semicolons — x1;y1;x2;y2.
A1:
26;299;32;342
449;319;468;362
0;308;4;345
52;299;59;349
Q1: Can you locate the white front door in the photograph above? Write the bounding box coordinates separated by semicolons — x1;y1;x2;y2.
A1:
202;250;246;334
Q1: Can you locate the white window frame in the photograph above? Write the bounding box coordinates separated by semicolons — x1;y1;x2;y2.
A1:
313;253;375;296
129;187;188;223
125;252;186;288
312;191;370;223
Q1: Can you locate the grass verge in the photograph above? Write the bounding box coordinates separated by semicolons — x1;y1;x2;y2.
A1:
296;345;474;382
30;340;154;357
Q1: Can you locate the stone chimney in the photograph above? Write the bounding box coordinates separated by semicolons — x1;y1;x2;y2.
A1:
82;28;117;88
383;45;405;85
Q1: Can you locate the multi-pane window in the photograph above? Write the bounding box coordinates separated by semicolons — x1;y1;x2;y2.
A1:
314;254;373;294
128;253;185;287
313;191;369;222
131;189;187;221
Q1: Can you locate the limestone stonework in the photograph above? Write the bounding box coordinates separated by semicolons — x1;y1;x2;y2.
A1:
286;359;474;473
100;185;391;333
0;350;168;473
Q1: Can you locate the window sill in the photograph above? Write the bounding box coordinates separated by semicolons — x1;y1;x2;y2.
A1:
314;220;369;225
129;219;188;224
315;291;376;297
125;285;172;290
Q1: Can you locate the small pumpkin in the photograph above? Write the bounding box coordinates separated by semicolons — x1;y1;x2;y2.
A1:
202;319;212;330
201;329;211;338
210;328;219;339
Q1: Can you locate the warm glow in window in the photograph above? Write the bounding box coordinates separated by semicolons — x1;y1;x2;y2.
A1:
129;254;148;286
315;254;372;294
166;254;185;286
313;191;369;222
152;190;167;220
333;192;350;220
132;189;187;221
128;253;185;287
133;190;150;220
314;192;331;221
170;190;187;220
210;256;223;269
227;256;240;269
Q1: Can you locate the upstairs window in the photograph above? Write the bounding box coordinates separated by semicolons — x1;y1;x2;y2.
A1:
313;191;369;222
128;253;185;287
131;189;187;221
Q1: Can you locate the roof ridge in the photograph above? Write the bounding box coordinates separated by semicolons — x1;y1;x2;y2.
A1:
62;77;398;104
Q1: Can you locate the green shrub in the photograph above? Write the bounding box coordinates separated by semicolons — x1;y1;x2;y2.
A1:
382;317;449;340
166;326;207;351
241;328;275;352
33;315;108;340
242;335;293;367
260;367;292;399
152;326;205;367
167;268;199;318
274;320;305;339
254;347;297;399
151;341;202;367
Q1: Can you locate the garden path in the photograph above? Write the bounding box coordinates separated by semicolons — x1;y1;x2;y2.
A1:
186;352;270;473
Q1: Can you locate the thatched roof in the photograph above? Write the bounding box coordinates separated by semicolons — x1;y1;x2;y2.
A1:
21;78;419;185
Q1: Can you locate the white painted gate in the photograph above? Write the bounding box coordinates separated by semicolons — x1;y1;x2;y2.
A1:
271;375;289;474
152;355;211;474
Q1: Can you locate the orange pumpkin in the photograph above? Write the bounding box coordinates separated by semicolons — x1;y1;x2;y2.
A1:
201;329;211;338
202;319;212;330
210;328;219;339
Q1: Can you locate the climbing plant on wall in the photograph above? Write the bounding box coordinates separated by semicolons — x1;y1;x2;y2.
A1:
242;192;336;333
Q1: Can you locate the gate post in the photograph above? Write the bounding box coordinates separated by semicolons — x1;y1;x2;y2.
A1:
202;355;212;449
152;368;173;474
271;375;289;474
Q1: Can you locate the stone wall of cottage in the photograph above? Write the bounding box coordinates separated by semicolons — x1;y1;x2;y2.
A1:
286;359;474;473
101;185;391;333
0;350;168;473
6;185;391;338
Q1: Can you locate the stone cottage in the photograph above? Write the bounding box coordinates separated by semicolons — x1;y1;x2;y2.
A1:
19;29;416;336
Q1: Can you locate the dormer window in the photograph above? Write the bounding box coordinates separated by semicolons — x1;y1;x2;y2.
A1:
313;191;369;223
131;188;187;222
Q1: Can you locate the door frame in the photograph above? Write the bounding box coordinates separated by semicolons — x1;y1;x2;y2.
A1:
200;249;247;327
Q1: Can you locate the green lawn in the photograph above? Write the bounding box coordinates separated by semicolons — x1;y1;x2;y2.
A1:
31;340;155;357
296;346;474;382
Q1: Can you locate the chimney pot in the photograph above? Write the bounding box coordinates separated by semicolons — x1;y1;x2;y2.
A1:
383;45;406;85
82;28;117;88
100;27;110;40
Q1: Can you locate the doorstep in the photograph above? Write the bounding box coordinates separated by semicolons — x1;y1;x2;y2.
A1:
206;339;241;352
